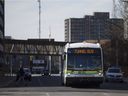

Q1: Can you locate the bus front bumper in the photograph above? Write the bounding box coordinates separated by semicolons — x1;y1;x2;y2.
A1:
65;75;104;84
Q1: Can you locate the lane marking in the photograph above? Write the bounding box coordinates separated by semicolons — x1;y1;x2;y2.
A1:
46;93;50;96
103;93;109;96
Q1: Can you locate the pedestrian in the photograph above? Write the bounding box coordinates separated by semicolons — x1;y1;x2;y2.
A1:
19;66;25;81
15;70;20;82
15;65;25;82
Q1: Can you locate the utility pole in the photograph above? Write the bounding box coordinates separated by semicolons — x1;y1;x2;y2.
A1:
38;0;41;39
98;20;101;43
49;26;51;41
113;0;117;18
112;0;119;66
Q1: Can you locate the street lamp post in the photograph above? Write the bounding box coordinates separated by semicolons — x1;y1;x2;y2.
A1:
37;0;41;39
116;40;119;66
98;20;101;43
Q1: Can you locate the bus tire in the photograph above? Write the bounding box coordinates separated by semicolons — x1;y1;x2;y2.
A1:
64;78;70;86
65;82;70;86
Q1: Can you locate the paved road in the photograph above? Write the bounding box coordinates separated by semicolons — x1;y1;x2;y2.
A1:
7;76;62;87
0;87;128;96
0;91;128;96
0;76;128;96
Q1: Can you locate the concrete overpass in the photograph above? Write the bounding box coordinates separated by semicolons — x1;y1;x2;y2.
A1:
4;39;67;75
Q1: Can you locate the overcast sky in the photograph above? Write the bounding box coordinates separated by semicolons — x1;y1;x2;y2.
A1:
5;0;113;41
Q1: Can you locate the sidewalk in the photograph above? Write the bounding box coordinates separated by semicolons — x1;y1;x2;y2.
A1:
0;76;15;87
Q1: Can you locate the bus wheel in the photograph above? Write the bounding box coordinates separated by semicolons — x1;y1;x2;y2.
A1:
64;78;70;86
66;81;70;86
65;82;70;86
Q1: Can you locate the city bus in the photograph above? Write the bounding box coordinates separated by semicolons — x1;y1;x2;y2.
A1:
62;42;104;86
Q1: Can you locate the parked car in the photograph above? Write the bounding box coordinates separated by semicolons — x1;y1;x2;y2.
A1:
105;67;124;82
23;68;32;81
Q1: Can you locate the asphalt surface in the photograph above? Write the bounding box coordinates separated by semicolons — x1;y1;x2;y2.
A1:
0;75;128;96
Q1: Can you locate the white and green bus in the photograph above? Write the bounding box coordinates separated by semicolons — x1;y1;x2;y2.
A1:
62;42;104;86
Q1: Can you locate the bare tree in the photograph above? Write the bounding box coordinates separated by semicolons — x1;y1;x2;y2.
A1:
115;0;128;39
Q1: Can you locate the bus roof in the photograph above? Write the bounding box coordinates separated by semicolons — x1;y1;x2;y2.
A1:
65;42;101;49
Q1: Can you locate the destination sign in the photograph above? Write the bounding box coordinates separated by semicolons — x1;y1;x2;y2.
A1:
67;48;100;55
74;49;95;54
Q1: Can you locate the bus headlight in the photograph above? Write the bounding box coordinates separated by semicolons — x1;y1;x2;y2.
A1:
98;72;102;76
67;73;71;75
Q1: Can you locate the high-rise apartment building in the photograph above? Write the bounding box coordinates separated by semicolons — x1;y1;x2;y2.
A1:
65;12;123;42
0;0;4;67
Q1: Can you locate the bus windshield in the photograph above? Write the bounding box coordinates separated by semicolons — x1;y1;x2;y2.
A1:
67;48;102;70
